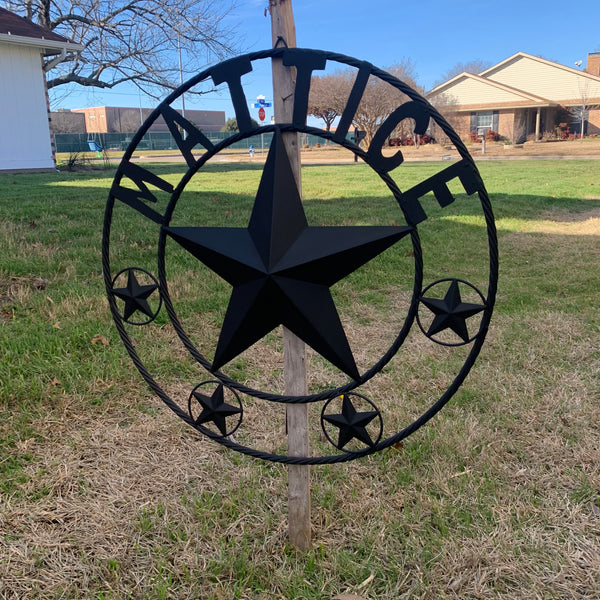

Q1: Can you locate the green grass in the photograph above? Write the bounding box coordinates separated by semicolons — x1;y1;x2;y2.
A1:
0;159;599;599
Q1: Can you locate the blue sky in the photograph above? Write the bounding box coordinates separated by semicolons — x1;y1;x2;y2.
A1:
53;0;600;121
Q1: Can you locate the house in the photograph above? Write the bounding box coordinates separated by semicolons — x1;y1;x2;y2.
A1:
0;7;82;172
427;52;600;143
70;106;226;134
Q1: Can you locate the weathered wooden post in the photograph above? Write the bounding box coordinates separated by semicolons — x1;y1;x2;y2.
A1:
268;0;311;550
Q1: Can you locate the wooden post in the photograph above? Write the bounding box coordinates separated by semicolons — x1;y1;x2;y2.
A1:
269;0;311;550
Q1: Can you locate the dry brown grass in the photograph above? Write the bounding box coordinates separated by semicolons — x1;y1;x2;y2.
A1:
2;300;599;599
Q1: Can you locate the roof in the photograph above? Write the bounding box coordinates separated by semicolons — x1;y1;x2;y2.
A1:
427;51;600;109
429;71;552;106
480;51;600;85
0;6;82;54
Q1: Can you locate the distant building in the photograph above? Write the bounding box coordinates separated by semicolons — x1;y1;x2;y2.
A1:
427;52;600;142
0;7;82;171
70;106;226;134
49;110;86;134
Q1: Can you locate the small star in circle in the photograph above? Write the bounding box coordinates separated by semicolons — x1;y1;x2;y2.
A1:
323;395;379;450
191;384;242;436
112;269;158;321
420;280;485;343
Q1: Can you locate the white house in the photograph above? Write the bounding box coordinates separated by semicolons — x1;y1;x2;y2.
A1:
0;7;82;172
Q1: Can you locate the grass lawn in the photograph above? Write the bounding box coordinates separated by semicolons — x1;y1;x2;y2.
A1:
0;158;599;599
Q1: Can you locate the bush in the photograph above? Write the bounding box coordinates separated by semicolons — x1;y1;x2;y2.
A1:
468;129;499;143
388;134;432;147
62;152;90;171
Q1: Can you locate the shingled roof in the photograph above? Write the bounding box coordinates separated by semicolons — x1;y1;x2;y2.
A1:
0;6;81;52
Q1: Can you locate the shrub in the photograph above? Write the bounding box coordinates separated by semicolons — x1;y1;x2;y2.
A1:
62;152;90;171
388;134;432;147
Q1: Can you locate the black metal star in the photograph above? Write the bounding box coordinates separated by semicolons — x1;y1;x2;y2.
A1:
323;395;379;449
191;383;242;436
164;128;411;380
420;279;485;342
112;269;158;321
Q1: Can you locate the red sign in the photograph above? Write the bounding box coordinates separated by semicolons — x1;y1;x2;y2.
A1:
258;107;266;121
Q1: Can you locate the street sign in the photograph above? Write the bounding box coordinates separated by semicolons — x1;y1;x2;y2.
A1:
258;107;266;121
251;96;272;109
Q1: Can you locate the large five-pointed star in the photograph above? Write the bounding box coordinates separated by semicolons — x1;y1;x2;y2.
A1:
420;279;485;343
112;269;158;321
323;395;379;449
164;129;411;380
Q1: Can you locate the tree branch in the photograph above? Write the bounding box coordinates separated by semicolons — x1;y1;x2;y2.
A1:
7;0;241;95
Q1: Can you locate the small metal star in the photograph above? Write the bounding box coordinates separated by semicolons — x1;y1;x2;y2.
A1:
112;269;158;321
191;383;242;436
420;279;485;343
323;395;379;450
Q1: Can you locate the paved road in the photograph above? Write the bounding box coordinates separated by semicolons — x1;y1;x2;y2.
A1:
130;152;600;165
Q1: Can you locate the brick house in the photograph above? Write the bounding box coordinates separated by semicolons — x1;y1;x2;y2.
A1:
427;52;600;143
0;7;82;171
70;106;226;134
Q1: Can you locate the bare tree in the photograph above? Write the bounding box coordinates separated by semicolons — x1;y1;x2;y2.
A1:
49;109;86;133
509;111;526;144
569;79;598;141
427;92;460;145
308;73;346;132
352;61;420;147
1;0;239;96
432;59;492;87
305;61;421;147
117;108;147;132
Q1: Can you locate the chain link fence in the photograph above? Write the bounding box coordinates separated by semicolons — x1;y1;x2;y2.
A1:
54;131;335;154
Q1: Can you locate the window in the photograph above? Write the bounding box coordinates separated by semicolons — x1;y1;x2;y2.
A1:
476;111;493;128
470;110;499;132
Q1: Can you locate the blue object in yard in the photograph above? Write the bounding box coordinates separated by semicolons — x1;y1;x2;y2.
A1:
87;140;103;157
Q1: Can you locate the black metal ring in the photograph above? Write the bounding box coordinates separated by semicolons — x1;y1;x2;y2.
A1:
102;48;498;463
